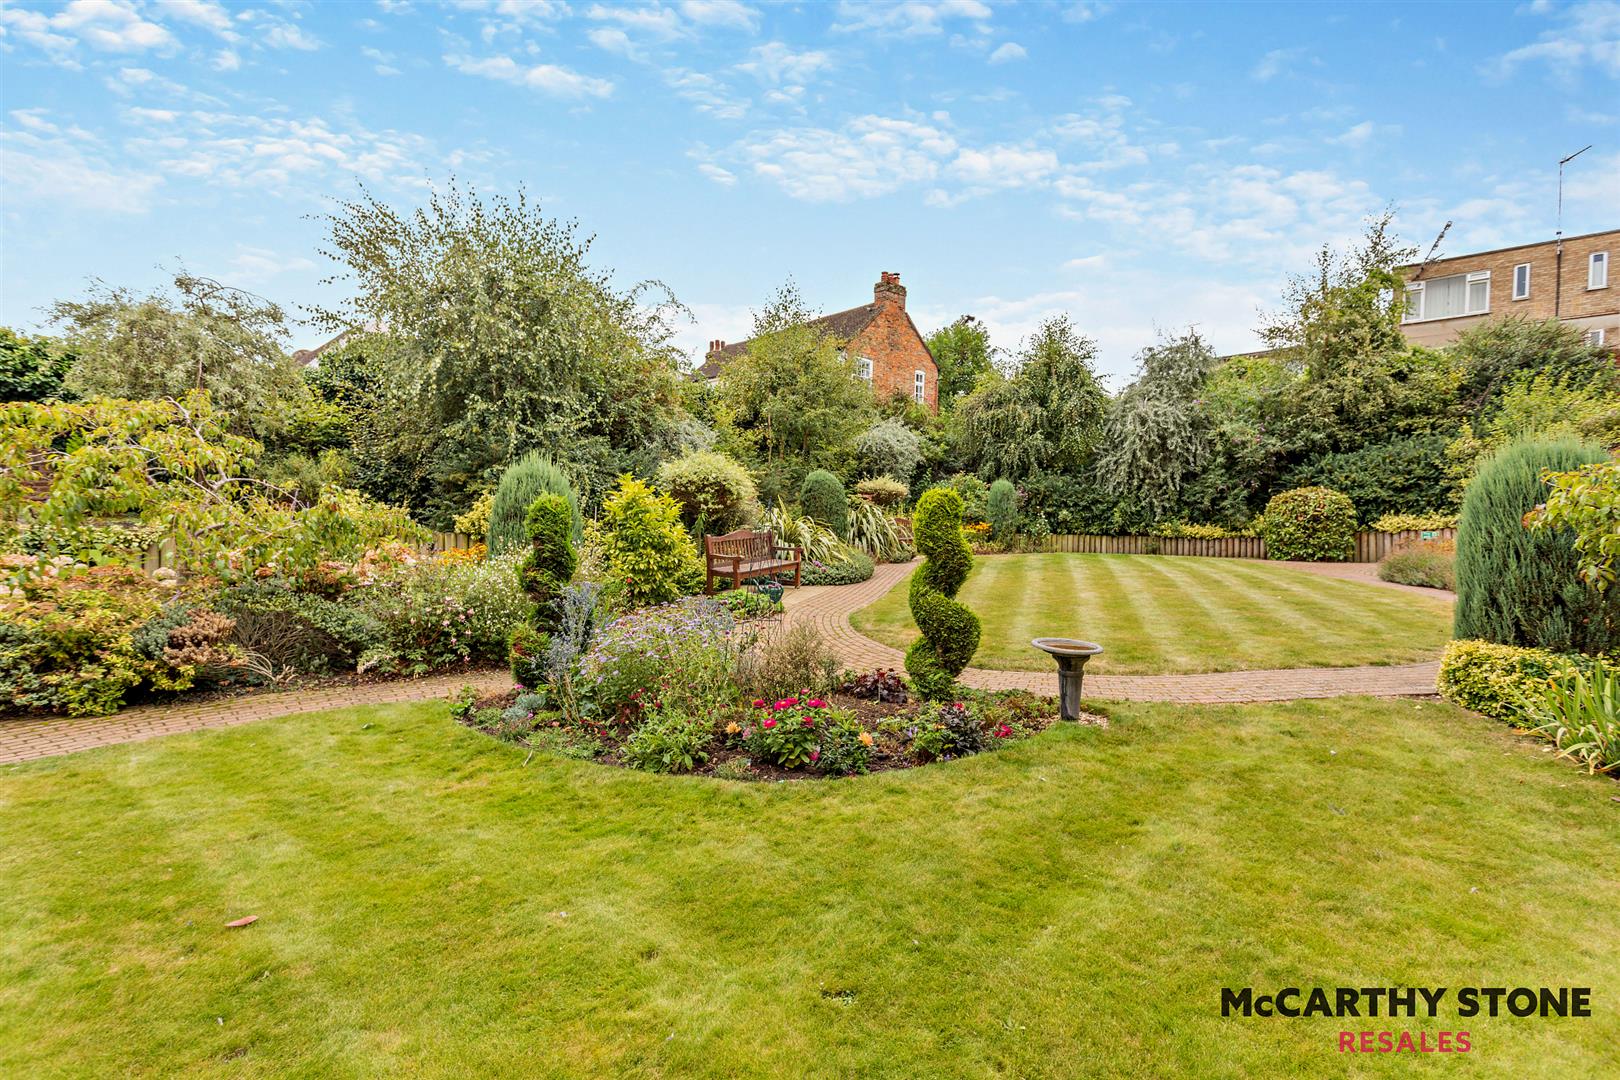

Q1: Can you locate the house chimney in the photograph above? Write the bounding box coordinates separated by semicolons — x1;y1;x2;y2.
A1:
874;270;906;310
708;339;726;354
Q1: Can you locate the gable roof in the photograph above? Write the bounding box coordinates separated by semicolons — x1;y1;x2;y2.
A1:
697;302;938;380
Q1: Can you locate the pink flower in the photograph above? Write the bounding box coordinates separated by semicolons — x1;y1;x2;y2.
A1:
782;696;800;707
808;698;827;708
752;699;766;708
809;750;820;763
994;724;1012;738
762;719;777;729
802;718;814;727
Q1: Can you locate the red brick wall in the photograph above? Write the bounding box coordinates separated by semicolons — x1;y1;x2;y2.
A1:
849;300;939;412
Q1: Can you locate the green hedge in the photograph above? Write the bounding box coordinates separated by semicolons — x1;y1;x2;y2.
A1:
1260;486;1357;562
1437;639;1588;727
1282;435;1452;525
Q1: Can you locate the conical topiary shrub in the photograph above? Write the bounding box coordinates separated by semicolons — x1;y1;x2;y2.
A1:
487;452;581;556
904;487;981;699
1454;437;1619;654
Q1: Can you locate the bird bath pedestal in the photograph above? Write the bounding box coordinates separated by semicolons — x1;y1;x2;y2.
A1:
1031;638;1103;722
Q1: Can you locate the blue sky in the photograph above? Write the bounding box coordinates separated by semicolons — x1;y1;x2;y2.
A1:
2;0;1617;385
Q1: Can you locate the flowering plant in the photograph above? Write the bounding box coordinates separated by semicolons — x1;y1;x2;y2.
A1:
579;596;741;721
744;694;826;769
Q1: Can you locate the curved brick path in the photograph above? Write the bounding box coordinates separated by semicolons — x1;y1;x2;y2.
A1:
1;557;1446;765
782;559;1444;705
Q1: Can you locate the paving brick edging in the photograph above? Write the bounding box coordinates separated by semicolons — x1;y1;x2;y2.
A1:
1;558;1444;765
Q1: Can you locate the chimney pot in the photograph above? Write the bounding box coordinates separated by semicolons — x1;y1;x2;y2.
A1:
874;270;906;310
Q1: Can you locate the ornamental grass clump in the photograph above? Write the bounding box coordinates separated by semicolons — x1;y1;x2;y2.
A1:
904;487;981;699
1453;438;1618;654
1260;486;1357;562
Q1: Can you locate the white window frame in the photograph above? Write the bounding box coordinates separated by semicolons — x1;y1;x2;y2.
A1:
1512;262;1531;301
855;355;873;381
1590;251;1609;290
1402;270;1491;323
913;369;926;404
1585;328;1607;347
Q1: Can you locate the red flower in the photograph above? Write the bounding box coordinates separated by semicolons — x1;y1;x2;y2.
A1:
783;696;800;707
994;724;1012;738
809;750;820;763
802;718;814;727
807;698;827;708
762;719;777;729
752;699;766;708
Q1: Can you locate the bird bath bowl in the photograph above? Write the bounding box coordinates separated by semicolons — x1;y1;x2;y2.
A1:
1031;638;1104;722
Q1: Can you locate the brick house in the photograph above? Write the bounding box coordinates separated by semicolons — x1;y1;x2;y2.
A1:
698;271;941;412
1398;228;1618;348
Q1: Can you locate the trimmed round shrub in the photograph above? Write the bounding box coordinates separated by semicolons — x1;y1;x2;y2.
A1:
1454;438;1619;654
1261;486;1357;562
855;476;908;507
987;478;1019;542
854;417;924;485
655;449;759;533
488;452;581;556
904;487;981;699
799;469;849;537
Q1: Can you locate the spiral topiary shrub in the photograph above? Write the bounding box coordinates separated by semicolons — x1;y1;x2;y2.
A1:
799;469;849;537
987;479;1019;543
487;452;581;556
518;493;578;629
1454;437;1618;654
1260;486;1357;562
904;488;981;699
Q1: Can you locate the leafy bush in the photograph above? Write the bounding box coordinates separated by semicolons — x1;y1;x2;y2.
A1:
1530;660;1619;775
131;602;244;685
801;546;874;586
452;492;493;538
656;449;759;533
987;479;1019;542
1017;473;1119;535
355;552;531;671
1454;438;1619;654
1368;512;1457;533
1149;521;1254;539
713;587;779;619
622;707;713;773
1282;435;1453;525
739;621;840;699
0;566;184;715
1436;639;1586;727
854;417;924;485
591;475;704;607
1261;486;1357;562
944;474;989;524
743;695;837;769
855;476;908;507
216;579;388;675
507;623;548;688
799;470;849;536
518;493;578;630
761;501;845;566
578;597;738;720
1377;540;1455;590
840;668;908;704
904;487;981;698
812;711;872;776
487;452;581;556
845;498;905;561
911;700;989;761
1526;458;1620;591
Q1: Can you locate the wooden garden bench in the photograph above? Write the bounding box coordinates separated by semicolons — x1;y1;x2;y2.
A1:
704;528;802;594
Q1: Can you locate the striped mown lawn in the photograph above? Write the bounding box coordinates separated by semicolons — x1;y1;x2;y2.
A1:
850;553;1453;675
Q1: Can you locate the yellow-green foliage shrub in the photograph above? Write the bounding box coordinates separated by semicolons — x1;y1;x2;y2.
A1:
1437;639;1586;727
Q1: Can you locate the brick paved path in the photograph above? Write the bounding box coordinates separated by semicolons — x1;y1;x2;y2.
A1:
2;557;1444;765
782;559;1442;704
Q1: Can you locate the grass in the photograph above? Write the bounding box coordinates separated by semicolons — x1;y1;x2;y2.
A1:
3;696;1617;1077
851;553;1453;674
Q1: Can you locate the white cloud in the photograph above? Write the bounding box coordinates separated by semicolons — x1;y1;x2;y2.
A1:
1490;0;1620;80
212;48;240;71
586;3;684;40
1327;120;1400;148
0;0;175;55
679;1;760;30
831;0;993;38
666;69;747;119
1062;1;1113;23
697;162;737;185
362;46;401;75
988;41;1026;64
228;245;317;285
588;27;638;57
948;144;1059;188
445;53;615;98
165;0;237;39
260;20;322;51
0;120;161;212
732;114;958;201
737;42;831;85
1250;46;1308;81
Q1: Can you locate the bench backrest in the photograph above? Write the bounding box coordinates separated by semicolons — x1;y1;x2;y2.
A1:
705;529;777;561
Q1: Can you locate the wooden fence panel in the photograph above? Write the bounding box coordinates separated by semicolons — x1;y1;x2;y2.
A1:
1031;530;1437;563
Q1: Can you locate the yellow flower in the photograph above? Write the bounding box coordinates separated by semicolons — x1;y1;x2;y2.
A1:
726;721;740;734
858;731;874;747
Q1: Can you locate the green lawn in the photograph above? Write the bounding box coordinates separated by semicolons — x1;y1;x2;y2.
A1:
852;553;1453;674
3;697;1616;1077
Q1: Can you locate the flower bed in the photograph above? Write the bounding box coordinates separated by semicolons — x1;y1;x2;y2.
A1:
452;679;1100;780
